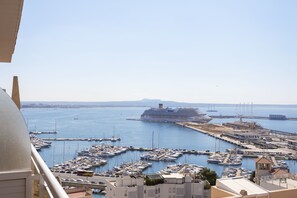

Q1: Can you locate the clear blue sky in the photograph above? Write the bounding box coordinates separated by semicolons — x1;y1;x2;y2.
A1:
1;0;297;104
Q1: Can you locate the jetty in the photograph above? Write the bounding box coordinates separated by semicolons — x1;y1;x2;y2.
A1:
41;137;121;142
210;115;297;121
29;131;57;135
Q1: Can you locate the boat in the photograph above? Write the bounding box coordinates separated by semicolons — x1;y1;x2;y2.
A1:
207;158;223;164
140;154;151;160
207;154;223;164
140;104;211;123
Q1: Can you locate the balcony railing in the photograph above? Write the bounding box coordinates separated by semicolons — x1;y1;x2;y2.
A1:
31;144;69;198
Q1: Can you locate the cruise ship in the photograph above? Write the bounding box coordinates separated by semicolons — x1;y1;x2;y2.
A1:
141;104;212;123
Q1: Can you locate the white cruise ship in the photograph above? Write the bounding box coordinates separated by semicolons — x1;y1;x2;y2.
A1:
141;104;211;123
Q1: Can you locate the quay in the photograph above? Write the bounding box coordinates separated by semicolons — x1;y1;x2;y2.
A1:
54;172;109;190
269;130;297;137
177;123;250;149
62;181;105;190
29;131;57;135
177;122;297;159
210;115;297;121
42;137;121;142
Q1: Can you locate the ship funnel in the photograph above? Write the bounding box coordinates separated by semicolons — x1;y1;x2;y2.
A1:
159;103;163;109
12;76;21;109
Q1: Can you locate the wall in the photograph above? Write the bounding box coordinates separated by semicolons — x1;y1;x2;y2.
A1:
269;188;297;198
211;186;238;198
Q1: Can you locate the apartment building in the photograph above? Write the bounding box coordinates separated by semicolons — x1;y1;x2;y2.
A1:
106;173;205;198
211;156;297;198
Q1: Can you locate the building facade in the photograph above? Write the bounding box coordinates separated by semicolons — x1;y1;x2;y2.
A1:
106;173;205;198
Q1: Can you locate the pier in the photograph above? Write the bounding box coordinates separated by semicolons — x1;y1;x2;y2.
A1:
41;137;121;142
269;130;297;137
210;115;297;121
29;131;57;135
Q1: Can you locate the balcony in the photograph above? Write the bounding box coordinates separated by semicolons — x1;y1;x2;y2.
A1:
31;144;69;198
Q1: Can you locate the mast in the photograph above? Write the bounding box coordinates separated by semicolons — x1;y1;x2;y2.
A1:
152;131;154;149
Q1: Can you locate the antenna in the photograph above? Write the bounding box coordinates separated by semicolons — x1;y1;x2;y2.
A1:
63;141;65;162
152;131;154;149
158;131;160;148
251;102;253;117
54;120;57;132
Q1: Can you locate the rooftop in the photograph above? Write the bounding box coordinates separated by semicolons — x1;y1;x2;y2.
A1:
162;173;184;179
216;177;269;196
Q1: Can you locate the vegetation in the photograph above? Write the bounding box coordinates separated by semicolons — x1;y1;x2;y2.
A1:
144;175;164;186
196;167;218;187
204;180;211;189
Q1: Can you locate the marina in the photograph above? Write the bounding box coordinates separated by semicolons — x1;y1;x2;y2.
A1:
22;106;297;184
221;167;253;178
78;145;129;158
157;163;204;175
98;161;152;176
140;149;183;161
30;134;52;151
51;156;108;173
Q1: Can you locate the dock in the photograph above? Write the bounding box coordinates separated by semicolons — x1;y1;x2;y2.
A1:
223;154;230;164
210;115;297;121
41;137;121;142
29;131;57;135
178;123;249;149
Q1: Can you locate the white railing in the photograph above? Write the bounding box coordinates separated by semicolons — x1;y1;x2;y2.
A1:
31;144;69;198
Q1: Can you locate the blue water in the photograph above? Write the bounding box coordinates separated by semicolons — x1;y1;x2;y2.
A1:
21;105;297;197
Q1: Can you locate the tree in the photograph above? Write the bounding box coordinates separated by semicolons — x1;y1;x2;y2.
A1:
196;167;218;186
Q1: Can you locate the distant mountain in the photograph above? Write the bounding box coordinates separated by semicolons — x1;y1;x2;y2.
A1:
21;99;297;108
21;99;210;108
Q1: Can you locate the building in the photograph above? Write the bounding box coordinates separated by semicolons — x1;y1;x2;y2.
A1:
211;175;297;198
223;131;260;142
255;156;273;180
106;173;205;198
269;115;287;120
211;156;297;198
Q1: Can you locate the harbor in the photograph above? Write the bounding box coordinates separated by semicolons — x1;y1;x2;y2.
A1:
157;163;204;175
23;106;297;183
98;161;152;176
30;134;52;151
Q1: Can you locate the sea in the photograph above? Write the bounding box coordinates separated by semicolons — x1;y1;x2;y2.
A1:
21;104;297;197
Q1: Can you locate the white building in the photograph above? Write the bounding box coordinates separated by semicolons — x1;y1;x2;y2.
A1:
106;173;205;198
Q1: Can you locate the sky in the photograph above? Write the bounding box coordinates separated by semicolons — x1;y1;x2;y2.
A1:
0;0;297;104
